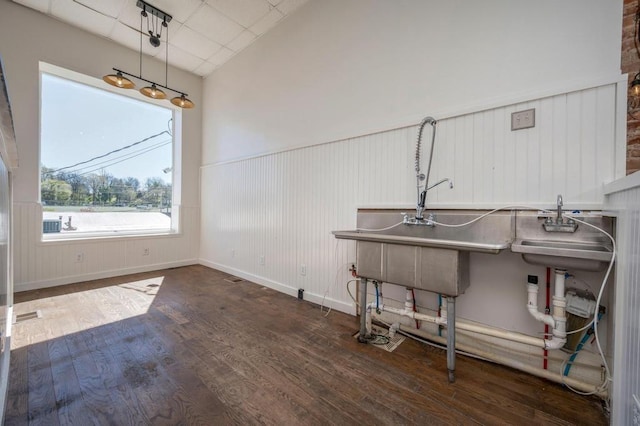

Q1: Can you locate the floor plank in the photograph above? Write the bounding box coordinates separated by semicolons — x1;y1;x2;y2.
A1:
7;265;607;425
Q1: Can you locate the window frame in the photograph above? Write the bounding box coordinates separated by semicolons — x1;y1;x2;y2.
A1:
38;62;182;242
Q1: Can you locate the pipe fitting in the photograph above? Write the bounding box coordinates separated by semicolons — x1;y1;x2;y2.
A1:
526;283;555;327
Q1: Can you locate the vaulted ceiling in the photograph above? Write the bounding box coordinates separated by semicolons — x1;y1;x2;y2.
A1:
11;0;309;77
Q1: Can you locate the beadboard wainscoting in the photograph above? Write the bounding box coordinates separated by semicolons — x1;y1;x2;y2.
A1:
13;203;200;291
605;173;640;425
200;80;625;315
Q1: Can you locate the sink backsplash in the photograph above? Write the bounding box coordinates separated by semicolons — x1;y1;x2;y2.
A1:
356;209;515;245
355;208;613;248
514;210;613;247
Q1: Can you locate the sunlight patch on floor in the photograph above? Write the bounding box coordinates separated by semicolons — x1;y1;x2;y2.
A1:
11;276;164;349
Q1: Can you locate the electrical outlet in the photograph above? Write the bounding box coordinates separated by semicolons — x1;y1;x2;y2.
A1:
231;249;235;258
143;248;150;256
300;264;306;276
75;253;84;263
259;255;265;265
511;108;535;131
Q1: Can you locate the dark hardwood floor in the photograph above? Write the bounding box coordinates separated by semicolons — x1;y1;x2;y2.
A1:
5;265;607;425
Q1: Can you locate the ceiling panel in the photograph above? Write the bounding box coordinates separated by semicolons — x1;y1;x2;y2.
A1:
155;44;203;74
140;0;203;24
206;0;271;28
171;25;222;60
227;30;257;52
74;0;127;19
11;0;311;77
109;21;160;57
208;47;235;67
249;7;283;36
184;4;244;45
277;0;309;15
51;0;116;37
193;61;218;77
12;0;49;14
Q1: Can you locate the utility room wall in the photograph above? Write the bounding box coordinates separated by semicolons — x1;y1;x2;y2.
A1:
200;80;624;325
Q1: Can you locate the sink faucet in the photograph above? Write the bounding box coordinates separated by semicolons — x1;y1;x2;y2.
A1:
556;194;563;224
543;194;577;233
411;116;453;223
428;177;454;191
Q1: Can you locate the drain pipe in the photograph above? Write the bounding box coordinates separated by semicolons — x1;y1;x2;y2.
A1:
544;268;551;370
378;296;548;348
397;325;607;398
551;269;568;349
526;270;567;350
370;307;606;396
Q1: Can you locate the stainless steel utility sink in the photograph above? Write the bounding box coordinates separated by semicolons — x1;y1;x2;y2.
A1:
511;239;613;272
333;209;514;296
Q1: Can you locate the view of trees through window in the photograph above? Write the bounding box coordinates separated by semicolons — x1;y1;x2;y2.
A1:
40;70;175;236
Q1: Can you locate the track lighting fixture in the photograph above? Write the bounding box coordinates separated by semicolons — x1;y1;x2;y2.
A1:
102;0;194;109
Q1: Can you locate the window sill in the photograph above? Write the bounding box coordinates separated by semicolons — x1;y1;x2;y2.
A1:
40;229;181;244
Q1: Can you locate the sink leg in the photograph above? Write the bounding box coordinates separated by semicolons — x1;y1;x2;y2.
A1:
447;296;456;383
358;278;371;343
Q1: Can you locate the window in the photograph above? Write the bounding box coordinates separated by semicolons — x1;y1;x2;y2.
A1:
40;64;179;239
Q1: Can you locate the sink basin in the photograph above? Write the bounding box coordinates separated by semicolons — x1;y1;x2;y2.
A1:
333;209;514;296
511;239;613;271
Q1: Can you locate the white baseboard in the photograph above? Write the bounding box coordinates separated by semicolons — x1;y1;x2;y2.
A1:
198;259;355;316
14;259;199;293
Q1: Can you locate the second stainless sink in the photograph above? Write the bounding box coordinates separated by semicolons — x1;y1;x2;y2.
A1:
511;212;614;272
511;239;613;272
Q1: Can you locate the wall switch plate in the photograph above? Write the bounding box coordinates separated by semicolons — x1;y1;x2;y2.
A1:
511;108;535;130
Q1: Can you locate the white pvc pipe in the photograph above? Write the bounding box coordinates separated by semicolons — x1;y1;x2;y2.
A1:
527;283;555;327
370;271;570;351
548;269;568;350
413;328;606;398
378;303;547;348
456;321;546;348
524;270;567;350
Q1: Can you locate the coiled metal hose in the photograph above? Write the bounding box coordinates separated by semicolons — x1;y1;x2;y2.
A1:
414;116;437;200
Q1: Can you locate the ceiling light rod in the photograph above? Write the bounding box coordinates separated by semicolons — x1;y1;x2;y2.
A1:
110;67;189;98
136;0;172;24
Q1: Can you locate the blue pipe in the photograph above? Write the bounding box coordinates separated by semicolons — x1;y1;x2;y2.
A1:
563;311;603;377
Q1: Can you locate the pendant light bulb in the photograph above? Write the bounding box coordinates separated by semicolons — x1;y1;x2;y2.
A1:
140;84;166;99
170;94;195;109
102;71;134;89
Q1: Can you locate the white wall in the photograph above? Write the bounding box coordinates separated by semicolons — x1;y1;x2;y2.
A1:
605;172;640;425
200;0;625;390
0;0;202;290
200;82;622;320
202;0;623;165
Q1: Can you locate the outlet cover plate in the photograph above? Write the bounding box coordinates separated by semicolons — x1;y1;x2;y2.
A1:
511;108;535;131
